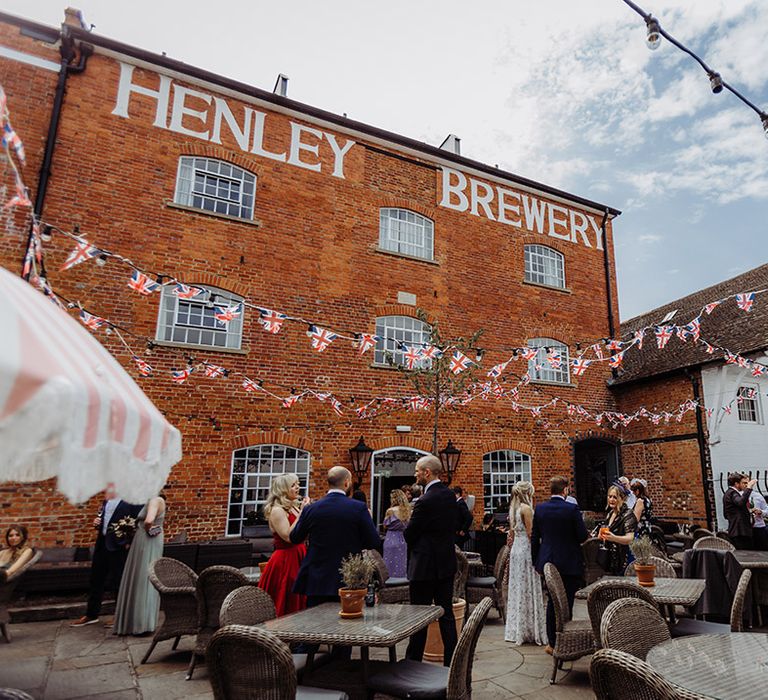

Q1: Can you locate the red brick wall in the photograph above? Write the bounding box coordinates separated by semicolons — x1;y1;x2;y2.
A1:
0;21;624;547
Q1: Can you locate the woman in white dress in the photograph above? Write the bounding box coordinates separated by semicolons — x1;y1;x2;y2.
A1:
504;481;547;645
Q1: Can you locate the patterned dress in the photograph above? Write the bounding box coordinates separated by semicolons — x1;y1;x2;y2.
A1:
505;510;547;645
383;513;408;578
636;496;653;538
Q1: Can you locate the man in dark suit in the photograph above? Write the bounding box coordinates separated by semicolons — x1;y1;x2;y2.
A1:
404;455;460;666
531;475;588;653
723;472;756;550
71;486;142;626
453;486;474;546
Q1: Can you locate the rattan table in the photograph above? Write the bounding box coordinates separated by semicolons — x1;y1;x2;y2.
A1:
260;602;443;678
647;633;768;699
731;550;768;569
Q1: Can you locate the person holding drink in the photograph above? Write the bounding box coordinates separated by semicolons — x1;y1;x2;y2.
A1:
596;485;637;575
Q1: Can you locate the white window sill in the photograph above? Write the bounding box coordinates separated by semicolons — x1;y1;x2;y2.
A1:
522;279;571;294
374;247;439;266
165;201;262;227
153;339;249;355
529;379;575;389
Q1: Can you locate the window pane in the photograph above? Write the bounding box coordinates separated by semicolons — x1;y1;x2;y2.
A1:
378;208;434;261
174;157;256;220
374;315;432;367
524;245;565;288
526;337;570;384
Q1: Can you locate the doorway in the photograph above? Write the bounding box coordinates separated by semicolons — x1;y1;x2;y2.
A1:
371;447;430;525
573;438;620;512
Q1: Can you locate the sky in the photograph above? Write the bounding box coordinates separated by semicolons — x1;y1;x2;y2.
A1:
6;0;768;322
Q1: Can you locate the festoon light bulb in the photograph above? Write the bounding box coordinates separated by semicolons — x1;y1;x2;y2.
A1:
646;17;661;50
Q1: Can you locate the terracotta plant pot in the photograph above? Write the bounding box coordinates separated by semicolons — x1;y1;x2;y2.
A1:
423;599;466;663
338;588;367;618
635;563;656;587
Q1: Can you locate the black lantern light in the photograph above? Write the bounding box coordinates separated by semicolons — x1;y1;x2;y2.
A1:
349;436;373;481
438;440;461;477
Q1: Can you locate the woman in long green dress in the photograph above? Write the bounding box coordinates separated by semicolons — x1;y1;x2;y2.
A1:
113;495;165;635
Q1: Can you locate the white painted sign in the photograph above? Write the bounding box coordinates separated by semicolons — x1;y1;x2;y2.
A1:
111;62;356;179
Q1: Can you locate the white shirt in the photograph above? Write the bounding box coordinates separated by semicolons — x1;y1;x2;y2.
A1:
551;495;565;500
751;491;768;529
102;498;121;535
327;489;347;496
566;495;579;506
625;492;637;510
423;479;441;494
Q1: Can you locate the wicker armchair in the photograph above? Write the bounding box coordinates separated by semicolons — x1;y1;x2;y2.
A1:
624;556;677;579
586;578;657;648
600;598;670;661
671;568;752;637
454;546;469;602
142;557;199;663
582;538;608;585
186;565;250;680
692;528;714;542
466;544;509;618
220;586;276;626
0;549;41;643
543;563;595;684
207;624;348;700
692;536;735;552
0;690;35;699
364;549;409;604
365;597;493;700
590;648;710;700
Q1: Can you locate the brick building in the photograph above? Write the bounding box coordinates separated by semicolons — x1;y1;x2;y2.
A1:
0;9;626;547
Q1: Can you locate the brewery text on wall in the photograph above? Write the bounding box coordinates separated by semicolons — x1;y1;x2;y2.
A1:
111;62;356;179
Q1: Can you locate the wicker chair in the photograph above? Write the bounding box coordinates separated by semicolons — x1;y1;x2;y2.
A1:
582;538;608;585
466;544;509;618
671;568;752;637
692;528;714;542
364;549;409;604
186;565;250;680
586;578;658;648
692;536;735;552
0;549;42;643
365;597;493;699
141;557;199;663
543;563;595;684
624;556;677;579
590;648;710;700
454;546;469;602
207;624;348;700
715;531;732;543
0;690;35;700
219;586;276;626
600;598;670;661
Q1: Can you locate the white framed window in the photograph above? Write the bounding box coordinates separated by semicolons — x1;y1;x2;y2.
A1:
227;444;311;536
737;385;762;423
174;157;256;219
379;208;434;261
156;285;244;350
374;315;432;368
524;244;565;289
527;337;570;385
482;450;532;513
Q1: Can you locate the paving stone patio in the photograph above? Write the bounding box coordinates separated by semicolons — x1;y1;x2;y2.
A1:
0;603;595;699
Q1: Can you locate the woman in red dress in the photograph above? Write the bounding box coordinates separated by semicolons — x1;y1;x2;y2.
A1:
258;473;308;616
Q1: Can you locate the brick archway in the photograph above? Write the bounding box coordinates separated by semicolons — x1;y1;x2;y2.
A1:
230;431;314;452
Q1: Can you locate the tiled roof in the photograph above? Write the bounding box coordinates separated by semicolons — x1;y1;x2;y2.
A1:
612;264;768;385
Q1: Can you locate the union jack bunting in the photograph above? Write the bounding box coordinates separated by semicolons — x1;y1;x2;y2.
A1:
701;340;716;354
356;333;379;355
242;378;262;392
329;397;344;416
254;308;285;334
546;349;562;369
521;347;538;361
706;408;714;419
633;329;645;350
61;240;100;270
4;178;31;209
510;401;519;412
492;383;505;398
684;318;701;341
487;360;510;378
214;304;241;324
520;372;531;386
605;339;623;351
450;350;473;374
723;405;732;415
307;325;337;352
724;351;739;365
752;364;765;377
132;355;153;376
704;300;721;314
78;309;104;330
736;292;755;312
608;351;624;369
2;121;25;163
592;343;604;361
742;388;757;399
530;407;541;417
128;270;160;295
571;357;592;377
204;364;226;378
171;367;194;384
655;325;673;349
566;404;577;417
282;395;301;408
402;345;423;370
421;345;443;360
651;415;661;425
172;283;204;300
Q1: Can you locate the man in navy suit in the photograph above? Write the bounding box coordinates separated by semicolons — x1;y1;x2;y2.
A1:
71;485;142;626
404;455;461;666
531;475;588;652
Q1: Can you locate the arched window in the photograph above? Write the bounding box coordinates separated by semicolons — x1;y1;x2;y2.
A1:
156;284;244;350
227;444;311;536
174;156;256;219
527;337;570;385
374;315;432;367
482;450;532;513
379;208;434;261
524;244;565;289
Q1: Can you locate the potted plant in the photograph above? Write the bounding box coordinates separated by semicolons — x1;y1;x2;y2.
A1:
338;553;375;618
630;536;656;587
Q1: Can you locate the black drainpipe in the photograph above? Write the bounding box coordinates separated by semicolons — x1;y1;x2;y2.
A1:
22;26;93;277
687;369;715;529
600;209;616;340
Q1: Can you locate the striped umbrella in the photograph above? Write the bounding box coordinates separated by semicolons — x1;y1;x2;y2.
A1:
0;266;181;504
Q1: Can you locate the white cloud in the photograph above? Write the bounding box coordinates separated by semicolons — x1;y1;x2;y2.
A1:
638;234;663;244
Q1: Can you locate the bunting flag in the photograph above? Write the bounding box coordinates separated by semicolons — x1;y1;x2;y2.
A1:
592;343;604;361
723;405;732;415
172;283;204;299
356;333;379;355
132;355;153;376
655;325;673;349
724;351;739;365
608;351;625;369
566;404;577;417
521;347;538;361
258;308;287;334
421;345;444;360
520;372;531;386
282;394;301;408
704;300;721;315
605;339;623;351
171;367;194;384
5;178;31;209
571;356;592;377
633;329;645;350
450;350;473;374
307;325;337;352
214;304;241;324
684;318;701;341
329;397;344;416
487;359;510;378
752;365;765;377
736;292;755;312
403;345;423;370
204;364;227;378
78;309;104;330
61;241;100;270
530;406;541;417
242;378;262;392
546;349;562;369
702;340;716;354
128;270;161;295
2;121;25;163
706;408;714;419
